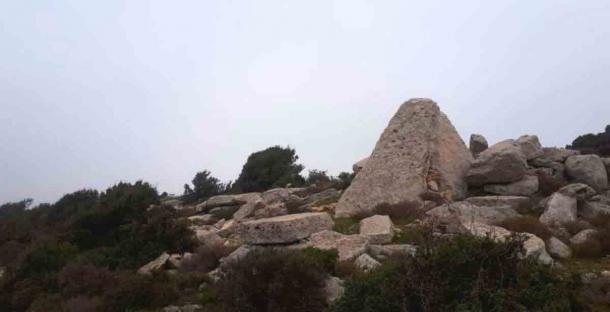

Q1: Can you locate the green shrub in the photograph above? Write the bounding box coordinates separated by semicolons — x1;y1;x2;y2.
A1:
331;233;584;312
183;170;229;204
101;272;178;312
215;248;330;312
18;241;78;279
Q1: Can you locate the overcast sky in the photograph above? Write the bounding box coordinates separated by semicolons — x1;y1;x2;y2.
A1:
1;1;609;204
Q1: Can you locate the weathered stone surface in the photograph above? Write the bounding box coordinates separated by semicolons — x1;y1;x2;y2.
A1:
558;183;597;200
309;230;370;261
515;135;544;160
369;244;417;259
217;219;238;237
543;148;579;162
466;223;552;264
197;193;261;212
233;197;265;221
484;175;539;196
546;237;572;259
354;254;381;272
539;192;578;227
261;188;301;205
352;157;369;175
570;229;599;245
603;157;610;173
359;215;394;244
466;140;528;186
580;200;610;220
163;304;203;312
470;134;488;158
465;196;531;211
324;276;345;304
195;229;224;246
565;155;608;192
138;252;171;275
304;188;340;205
188;214;217;225
253;202;288;219
336;99;473;218
219;245;262;270
238;213;334;244
427;201;519;226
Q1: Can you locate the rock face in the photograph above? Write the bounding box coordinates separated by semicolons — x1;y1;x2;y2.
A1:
543;148;579;162
466;140;528;186
352;158;369;175
336;99;473;218
138;253;171;275
570;229;598;245
426;201;519;226
359;215;394;244
565;155;608;192
483;175;539;196
238;213;334;244
469;134;488;158
515;135;544;160
539;192;577;227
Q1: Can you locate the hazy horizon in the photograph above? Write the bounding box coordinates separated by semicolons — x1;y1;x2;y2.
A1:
2;1;610;204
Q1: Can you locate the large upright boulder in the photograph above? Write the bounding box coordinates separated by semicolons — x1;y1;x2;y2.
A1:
466;140;528;186
335;99;473;218
565;155;608;192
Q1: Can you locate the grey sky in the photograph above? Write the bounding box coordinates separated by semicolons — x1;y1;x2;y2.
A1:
1;1;609;204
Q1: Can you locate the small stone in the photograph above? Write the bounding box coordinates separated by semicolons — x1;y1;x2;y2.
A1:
546;237;572;259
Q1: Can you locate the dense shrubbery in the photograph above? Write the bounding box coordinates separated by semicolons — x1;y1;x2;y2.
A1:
0;181;196;312
214;248;337;312
567;124;610;156
331;233;584;312
183;170;230;204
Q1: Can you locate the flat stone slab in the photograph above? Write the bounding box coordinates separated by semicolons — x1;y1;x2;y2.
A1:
359;215;394;244
238;212;334;244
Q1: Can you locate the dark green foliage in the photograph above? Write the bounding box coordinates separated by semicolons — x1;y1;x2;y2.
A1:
100;272;178;312
331;233;584;312
45;189;99;224
234;146;305;192
0;199;32;219
18;241;77;280
306;170;355;191
568;124;610;156
215;248;332;312
183;170;229;204
335;172;354;190
306;169;332;186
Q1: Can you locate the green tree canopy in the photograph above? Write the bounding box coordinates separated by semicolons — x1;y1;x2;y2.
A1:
234;146;305;192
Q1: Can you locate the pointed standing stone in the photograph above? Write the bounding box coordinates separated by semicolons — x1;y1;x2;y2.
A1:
335;99;473;218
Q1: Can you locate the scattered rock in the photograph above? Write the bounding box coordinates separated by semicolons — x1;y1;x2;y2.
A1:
539;192;578;227
546;237;572;259
219;245;263;270
565;155;608;192
188;214;217;225
233;197;266;221
426;201;519;226
336;99;473;218
324;276;345;304
304;188;340;205
515;135;544;160
138;252;171;275
352;157;369;175
309;230;370;261
580;200;610;220
217;220;239;237
470;134;488;158
195;229;225;246
238;213;334;244
253;202;288;219
209;205;241;218
261;188;301;205
557;183;597;200
570;229;598;245
466;223;552;264
483;175;539;196
359;215;394;244
354;254;381;272
163;304;203;312
197;193;261;212
466;140;528;186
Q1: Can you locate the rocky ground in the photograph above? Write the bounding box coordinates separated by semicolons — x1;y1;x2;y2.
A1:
141;99;610;311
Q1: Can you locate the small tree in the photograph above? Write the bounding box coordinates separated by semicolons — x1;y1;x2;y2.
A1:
183;170;227;203
234;146;305;192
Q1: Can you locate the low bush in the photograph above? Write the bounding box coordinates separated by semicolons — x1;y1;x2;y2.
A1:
101;272;178;312
215;248;333;312
331;233;584;312
179;242;235;273
498;216;553;240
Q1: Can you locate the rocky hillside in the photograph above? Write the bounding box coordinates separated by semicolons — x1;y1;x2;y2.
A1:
2;98;610;311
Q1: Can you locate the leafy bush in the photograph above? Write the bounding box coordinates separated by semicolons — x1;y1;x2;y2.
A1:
101;272;178;312
567;124;610;156
18;241;78;279
499;216;553;240
215;248;332;312
234;146;305;192
179;241;235;273
331;233;584;312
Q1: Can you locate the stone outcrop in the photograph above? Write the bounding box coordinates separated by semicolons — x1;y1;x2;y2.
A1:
469;134;488;158
466;140;528;186
565;155;608;192
464;196;531;211
543;148;579;162
359;215;394;244
336;99;473;218
515;135;544;160
539;192;577;227
353;158;369;175
197;193;261;212
483;175;539;196
238;213;334;244
308;230;370;261
426;201;519;226
138;252;171;275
